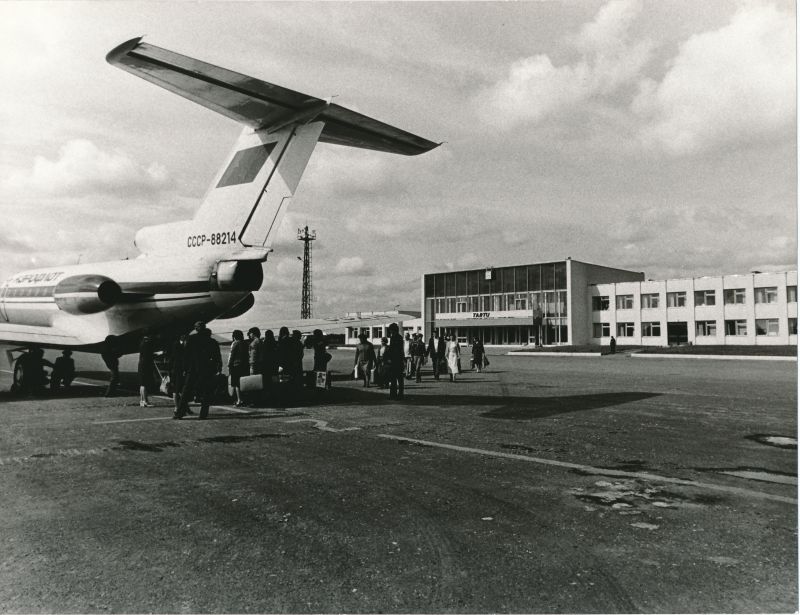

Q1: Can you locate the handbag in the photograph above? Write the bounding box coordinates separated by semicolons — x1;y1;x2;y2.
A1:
315;371;329;389
159;375;171;395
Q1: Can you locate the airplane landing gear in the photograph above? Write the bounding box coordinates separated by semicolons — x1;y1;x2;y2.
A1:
6;348;51;395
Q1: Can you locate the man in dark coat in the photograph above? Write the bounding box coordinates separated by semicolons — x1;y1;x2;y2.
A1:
411;334;426;383
385;323;405;399
175;322;222;420
427;332;446;381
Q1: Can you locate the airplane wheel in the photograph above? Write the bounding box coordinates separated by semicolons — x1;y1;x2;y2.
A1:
10;357;24;394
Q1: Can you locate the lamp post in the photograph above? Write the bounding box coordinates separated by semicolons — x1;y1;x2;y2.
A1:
297;226;316;319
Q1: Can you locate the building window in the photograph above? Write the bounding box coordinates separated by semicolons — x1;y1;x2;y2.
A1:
514;294;527;310
790;318;797;335
694;290;716;306
616;322;634;337
593;323;610;338
641;293;659;309
724;288;746;305
695;320;717;336
755;318;779;336
667;291;686;307
642;322;661;336
456;301;467;313
788;286;797;303
592;296;609;311
754;287;778;304
616;295;634;310
724;320;747;336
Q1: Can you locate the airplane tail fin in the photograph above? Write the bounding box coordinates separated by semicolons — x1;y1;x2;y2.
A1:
108;38;439;251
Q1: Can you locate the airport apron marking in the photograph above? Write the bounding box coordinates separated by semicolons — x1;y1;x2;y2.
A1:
377;435;796;505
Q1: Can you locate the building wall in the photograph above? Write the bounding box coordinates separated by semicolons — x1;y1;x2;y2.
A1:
568;259;645;345
590;271;797;346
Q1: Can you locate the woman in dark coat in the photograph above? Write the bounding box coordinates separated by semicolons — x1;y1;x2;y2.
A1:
227;329;249;407
471;338;486;372
261;329;278;382
169;334;188;413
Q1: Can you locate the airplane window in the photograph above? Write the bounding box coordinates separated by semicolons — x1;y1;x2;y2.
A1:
216;142;277;188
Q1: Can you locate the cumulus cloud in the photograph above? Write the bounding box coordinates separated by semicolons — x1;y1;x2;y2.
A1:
334;256;371;275
633;3;794;155
304;145;397;197
4;139;171;196
476;0;652;129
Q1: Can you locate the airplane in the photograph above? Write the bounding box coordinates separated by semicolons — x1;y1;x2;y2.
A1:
0;37;439;389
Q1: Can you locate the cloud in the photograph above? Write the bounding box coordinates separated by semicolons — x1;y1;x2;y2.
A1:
303;144;398;197
4;139;172;197
475;0;652;129
632;3;794;155
334;256;371;275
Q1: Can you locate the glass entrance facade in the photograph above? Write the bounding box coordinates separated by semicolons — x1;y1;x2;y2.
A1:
424;261;571;345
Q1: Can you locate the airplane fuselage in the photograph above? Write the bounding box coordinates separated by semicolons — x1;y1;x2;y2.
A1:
0;250;264;352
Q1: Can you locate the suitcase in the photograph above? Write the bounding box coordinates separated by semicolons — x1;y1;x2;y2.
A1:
239;374;264;393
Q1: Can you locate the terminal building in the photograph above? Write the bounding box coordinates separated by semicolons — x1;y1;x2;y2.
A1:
420;258;797;347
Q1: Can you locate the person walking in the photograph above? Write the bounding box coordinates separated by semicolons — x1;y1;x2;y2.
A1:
175;322;222;420
261;329;278;398
247;327;263;375
445;335;461;382
308;329;331;373
376;337;389;388
169;334;189;415
138;334;156;407
101;335;121;397
403;332;413;378
228;329;249;407
411;333;426;383
471;338;486;373
276;326;291;385
290;330;305;389
385;323;405;399
427;333;441;381
609;336;617;355
353;333;376;387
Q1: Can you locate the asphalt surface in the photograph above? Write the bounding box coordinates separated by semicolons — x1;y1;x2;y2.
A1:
0;349;796;613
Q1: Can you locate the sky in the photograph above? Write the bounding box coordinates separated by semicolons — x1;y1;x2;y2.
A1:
0;0;796;319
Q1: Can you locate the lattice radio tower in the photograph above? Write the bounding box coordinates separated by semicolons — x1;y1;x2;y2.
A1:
297;226;316;318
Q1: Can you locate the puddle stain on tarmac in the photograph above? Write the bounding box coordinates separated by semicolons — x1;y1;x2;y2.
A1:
745;434;797;450
480;392;661;420
570;479;724;522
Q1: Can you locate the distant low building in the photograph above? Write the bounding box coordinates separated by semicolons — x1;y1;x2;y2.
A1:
343;310;422;345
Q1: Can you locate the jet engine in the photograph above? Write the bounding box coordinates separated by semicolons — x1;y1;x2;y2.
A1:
211;260;263;292
54;275;122;315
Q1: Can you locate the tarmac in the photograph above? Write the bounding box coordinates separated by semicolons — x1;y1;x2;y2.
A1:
0;349;796;613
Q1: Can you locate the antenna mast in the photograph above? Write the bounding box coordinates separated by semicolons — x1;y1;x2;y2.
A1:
297;226;316;318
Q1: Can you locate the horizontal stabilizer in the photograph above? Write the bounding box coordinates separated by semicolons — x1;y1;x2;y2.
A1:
107;38;440;156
